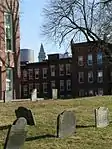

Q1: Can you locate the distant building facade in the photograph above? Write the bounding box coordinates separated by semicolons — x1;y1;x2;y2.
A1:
21;41;112;99
38;43;46;62
71;41;112;98
21;53;72;99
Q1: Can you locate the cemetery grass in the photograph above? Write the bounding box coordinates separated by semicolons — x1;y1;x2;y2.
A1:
0;96;112;149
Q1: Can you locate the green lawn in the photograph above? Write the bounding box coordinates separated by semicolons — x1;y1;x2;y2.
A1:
0;96;112;149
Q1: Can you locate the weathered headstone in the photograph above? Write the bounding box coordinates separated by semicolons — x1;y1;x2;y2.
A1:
57;110;76;138
4;117;27;149
95;107;109;128
31;89;37;101
15;107;35;125
52;89;58;99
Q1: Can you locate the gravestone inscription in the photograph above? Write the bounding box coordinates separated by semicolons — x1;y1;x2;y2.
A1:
4;117;27;149
57;110;76;138
95;107;109;128
15;106;35;125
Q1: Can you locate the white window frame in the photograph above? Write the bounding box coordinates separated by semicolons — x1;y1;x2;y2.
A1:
50;65;55;76
66;80;71;91
43;68;48;79
43;82;48;93
97;51;103;65
29;83;33;95
60;80;64;91
97;70;103;83
66;64;71;75
4;12;13;52
59;64;64;76
51;80;55;89
88;71;94;83
78;72;84;83
28;69;33;80
87;54;93;66
23;85;28;97
23;69;27;81
78;56;83;66
35;68;39;79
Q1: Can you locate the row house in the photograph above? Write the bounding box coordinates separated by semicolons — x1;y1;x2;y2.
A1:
21;53;72;99
71;41;112;98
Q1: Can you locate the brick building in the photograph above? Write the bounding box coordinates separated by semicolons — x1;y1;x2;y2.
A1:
21;53;72;99
71;41;112;98
0;0;20;100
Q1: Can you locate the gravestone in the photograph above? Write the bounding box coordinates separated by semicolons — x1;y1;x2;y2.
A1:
15;107;35;125
4;117;27;149
31;89;37;101
52;89;58;99
95;107;109;128
57;110;76;138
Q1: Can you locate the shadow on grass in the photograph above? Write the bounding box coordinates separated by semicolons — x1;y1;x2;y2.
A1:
76;125;95;128
0;125;11;130
26;134;56;141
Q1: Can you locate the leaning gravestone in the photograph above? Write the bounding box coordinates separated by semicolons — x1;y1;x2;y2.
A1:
15;107;35;125
57;110;76;138
31;89;37;101
4;117;27;149
52;89;58;100
95;107;109;128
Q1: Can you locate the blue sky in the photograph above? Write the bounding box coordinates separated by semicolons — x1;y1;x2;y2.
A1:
20;0;68;61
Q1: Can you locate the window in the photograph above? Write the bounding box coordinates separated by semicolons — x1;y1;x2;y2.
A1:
43;83;48;93
98;88;103;96
6;68;13;91
4;13;12;51
28;69;33;80
23;85;28;97
89;90;94;96
78;72;84;83
43;68;48;79
66;80;71;91
51;80;55;89
23;70;27;81
60;80;64;91
4;13;12;26
78;56;83;66
87;54;93;65
88;71;94;83
79;90;84;97
66;64;71;75
50;65;55;76
29;83;33;95
35;68;39;79
97;51;103;65
35;83;40;93
59;64;64;76
97;70;103;83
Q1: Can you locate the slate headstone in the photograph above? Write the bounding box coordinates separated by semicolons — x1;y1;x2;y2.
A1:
52;89;58;99
4;117;27;149
31;89;37;101
95;107;109;128
57;110;76;138
15;107;35;125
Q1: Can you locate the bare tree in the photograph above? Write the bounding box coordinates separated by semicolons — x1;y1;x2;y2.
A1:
0;0;21;99
42;0;112;46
